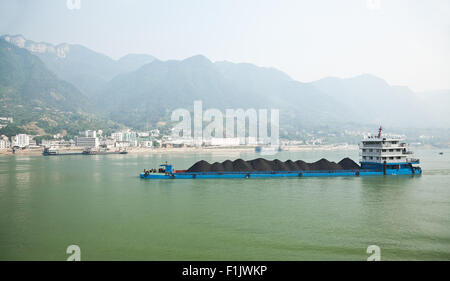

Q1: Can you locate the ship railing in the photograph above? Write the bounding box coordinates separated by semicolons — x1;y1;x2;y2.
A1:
361;151;404;155
360;143;407;148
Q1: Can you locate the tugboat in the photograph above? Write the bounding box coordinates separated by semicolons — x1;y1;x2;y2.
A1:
140;127;421;179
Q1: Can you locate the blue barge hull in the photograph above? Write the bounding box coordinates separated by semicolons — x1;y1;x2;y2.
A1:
140;168;421;179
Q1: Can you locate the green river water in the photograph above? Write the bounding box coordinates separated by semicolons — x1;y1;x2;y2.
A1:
0;148;449;260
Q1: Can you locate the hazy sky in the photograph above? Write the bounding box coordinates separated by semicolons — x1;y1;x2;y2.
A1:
0;0;449;92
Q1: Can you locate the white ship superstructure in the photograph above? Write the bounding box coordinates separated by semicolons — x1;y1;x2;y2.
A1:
360;127;418;164
359;127;421;174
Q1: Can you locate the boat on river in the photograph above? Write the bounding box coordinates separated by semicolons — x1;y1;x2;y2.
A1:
140;127;421;179
43;147;127;156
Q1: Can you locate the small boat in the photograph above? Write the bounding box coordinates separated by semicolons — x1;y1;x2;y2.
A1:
255;146;282;154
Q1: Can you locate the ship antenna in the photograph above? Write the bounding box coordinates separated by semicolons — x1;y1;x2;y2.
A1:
378;126;382;138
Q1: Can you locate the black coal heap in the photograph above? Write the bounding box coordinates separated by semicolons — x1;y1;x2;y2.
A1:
186;158;360;172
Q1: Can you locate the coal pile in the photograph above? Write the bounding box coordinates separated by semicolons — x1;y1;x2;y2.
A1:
232;159;254;172
309;158;342;170
222;160;234;171
186;157;360;172
210;162;225;172
186;160;211;172
285;160;299;171
295;160;310;170
338;157;361;169
248;158;273;171
270;159;289;171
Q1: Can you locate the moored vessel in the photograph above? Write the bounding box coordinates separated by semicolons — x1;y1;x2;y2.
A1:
82;147;128;155
43;147;128;156
43;147;83;156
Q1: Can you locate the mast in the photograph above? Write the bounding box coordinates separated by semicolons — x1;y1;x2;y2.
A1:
377;126;382;138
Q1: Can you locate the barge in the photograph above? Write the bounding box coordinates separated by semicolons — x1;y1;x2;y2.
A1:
43;147;83;156
140;127;422;179
43;147;127;156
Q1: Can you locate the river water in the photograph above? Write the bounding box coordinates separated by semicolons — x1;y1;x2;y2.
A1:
0;148;449;260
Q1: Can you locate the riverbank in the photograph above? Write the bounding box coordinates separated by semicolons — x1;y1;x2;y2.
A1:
0;144;359;156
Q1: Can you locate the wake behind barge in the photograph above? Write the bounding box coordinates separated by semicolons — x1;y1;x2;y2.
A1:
140;127;422;179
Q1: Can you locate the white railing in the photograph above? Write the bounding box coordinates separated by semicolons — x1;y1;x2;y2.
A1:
359;158;419;163
360;142;407;148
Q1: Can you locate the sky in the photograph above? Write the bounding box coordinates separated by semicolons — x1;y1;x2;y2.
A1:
0;0;449;92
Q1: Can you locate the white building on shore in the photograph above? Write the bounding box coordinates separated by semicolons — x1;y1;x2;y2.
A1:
115;141;131;148
0;138;10;149
111;131;138;146
75;136;99;148
205;137;241;147
100;138;116;149
140;140;153;148
12;134;30;148
84;130;97;138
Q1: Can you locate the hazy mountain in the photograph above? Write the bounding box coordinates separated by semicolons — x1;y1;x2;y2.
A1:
1;34;155;98
311;74;445;127
0;40;90;112
117;54;156;73
96;55;353;130
96;54;450;130
414;89;450;127
0;40;119;136
2;34;448;134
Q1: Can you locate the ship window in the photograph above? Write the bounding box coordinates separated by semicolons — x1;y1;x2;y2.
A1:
369;149;373;152
389;157;394;160
362;149;366;152
389;149;393;152
369;157;373;160
396;156;401;159
382;149;386;152
382;157;386;160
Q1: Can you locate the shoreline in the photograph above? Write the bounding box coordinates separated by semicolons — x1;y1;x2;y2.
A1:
0;144;359;156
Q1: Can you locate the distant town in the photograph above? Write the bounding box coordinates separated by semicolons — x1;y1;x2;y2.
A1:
0;127;345;152
0;115;447;154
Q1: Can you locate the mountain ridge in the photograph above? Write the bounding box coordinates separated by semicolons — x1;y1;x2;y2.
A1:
1;33;449;136
1;34;156;98
0;39;121;136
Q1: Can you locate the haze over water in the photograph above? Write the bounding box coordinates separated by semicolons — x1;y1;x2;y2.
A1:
0;148;449;260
